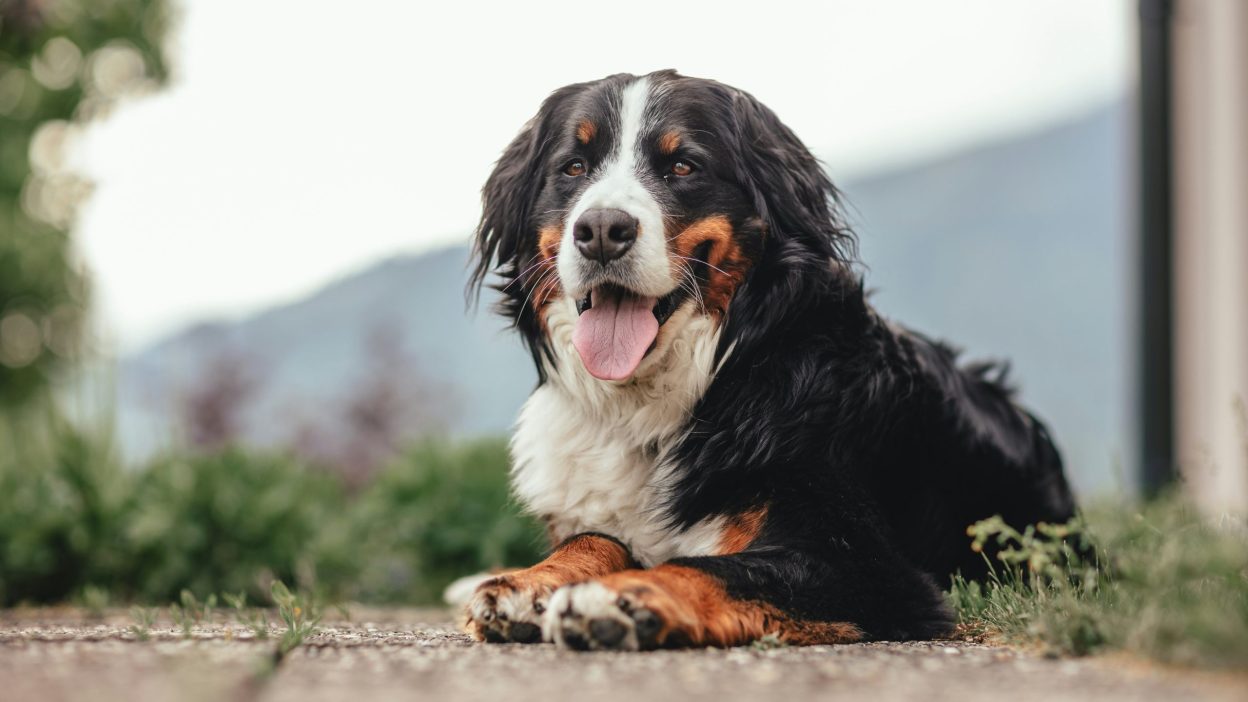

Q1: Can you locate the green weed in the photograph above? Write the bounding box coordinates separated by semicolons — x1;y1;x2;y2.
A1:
128;606;158;641
223;592;270;639
270;580;321;657
949;494;1248;669
168;589;217;638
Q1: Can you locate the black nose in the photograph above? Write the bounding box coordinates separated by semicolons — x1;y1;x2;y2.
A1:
573;208;638;264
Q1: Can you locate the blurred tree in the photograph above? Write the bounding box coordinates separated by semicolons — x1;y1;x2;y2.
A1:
336;327;455;486
178;350;262;450
0;0;171;408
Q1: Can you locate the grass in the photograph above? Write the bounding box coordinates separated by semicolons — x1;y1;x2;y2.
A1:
949;492;1248;670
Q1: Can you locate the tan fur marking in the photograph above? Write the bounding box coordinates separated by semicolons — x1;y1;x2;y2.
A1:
658;131;681;155
538;225;562;261
716;505;768;554
530;225;564;320
668;215;754;317
599;565;862;647
576;120;597;144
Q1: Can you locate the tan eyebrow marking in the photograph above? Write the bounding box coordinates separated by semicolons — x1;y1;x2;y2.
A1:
576;120;597;144
658;131;681;155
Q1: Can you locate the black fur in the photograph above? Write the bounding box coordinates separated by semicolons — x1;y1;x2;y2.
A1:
471;70;1079;641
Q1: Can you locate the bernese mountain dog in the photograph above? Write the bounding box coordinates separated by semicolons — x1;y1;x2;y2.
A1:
463;70;1080;651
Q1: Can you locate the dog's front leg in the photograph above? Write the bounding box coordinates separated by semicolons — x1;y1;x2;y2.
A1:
542;546;953;650
466;532;638;643
540;561;860;650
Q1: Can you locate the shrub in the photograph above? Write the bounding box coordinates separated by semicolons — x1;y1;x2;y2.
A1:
335;439;546;603
124;448;347;602
0;409;130;604
0;413;543;606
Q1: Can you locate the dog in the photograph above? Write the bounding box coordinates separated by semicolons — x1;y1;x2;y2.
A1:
463;70;1080;651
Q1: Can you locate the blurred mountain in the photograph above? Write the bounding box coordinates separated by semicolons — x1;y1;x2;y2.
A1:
116;247;537;460
116;101;1129;492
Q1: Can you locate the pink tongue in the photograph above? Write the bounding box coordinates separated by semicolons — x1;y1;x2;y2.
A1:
572;291;659;380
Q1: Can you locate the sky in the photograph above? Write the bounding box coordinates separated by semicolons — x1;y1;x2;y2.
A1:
72;0;1133;352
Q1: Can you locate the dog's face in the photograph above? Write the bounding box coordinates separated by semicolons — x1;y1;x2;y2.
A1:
473;71;851;382
534;75;765;381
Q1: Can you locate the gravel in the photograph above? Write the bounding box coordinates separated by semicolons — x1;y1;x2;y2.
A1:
2;608;1244;702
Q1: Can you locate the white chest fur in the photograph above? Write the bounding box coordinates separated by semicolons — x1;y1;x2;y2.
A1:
509;297;729;566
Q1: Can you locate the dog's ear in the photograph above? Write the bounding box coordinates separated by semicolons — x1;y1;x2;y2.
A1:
723;88;856;264
469;85;579;303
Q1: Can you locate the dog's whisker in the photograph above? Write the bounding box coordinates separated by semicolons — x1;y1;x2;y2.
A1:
503;257;557;292
537;268;565;308
671;254;729;278
678;263;708;314
521;265;561;312
504;260;553;292
669;260;704;315
525;272;558;313
523;254;558;274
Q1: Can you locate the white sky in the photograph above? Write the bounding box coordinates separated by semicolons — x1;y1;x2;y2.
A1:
73;0;1133;351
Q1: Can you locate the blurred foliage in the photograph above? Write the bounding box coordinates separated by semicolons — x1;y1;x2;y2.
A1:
950;494;1248;670
124;447;347;602
0;409;546;605
0;0;171;407
340;439;547;603
0;401;131;604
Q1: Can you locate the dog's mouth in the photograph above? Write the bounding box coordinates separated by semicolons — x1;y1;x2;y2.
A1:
572;283;686;381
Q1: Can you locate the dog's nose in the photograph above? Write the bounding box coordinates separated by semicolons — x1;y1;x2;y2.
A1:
573;208;637;264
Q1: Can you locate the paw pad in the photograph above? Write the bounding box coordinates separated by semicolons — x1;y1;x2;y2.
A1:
466;577;550;644
545;582;666;651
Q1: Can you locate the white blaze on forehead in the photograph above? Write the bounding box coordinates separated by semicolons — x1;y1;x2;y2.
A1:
558;77;674;298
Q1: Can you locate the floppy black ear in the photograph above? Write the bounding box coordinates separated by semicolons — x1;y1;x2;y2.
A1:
723;88;856;264
468;85;579;304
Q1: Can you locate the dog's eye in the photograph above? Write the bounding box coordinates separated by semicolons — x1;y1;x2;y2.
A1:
670;161;694;177
563;159;587;177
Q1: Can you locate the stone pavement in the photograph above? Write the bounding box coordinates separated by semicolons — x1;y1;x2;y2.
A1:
2;608;1244;702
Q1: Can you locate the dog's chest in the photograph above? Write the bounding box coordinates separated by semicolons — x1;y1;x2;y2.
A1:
510;387;724;566
508;302;726;566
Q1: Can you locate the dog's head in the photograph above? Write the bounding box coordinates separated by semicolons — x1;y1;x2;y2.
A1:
471;70;854;382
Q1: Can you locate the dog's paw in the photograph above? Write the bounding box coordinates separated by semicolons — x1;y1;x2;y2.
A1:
543;581;665;651
465;574;553;644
